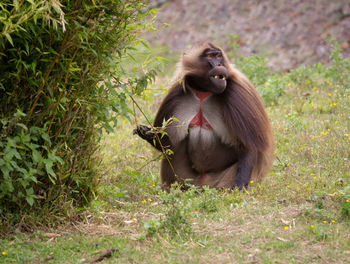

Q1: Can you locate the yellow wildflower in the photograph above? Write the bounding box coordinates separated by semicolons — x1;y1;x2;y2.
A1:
284;226;289;230
310;225;314;228
1;252;6;256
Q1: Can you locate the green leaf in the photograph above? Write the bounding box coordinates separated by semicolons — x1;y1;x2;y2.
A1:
55;156;64;165
5;33;14;46
45;163;54;175
41;133;51;144
32;149;42;164
1;166;11;178
14;109;26;118
161;132;167;139
49;48;59;55
7;148;21;160
25;196;34;207
140;40;150;51
17;123;28;131
26;188;34;195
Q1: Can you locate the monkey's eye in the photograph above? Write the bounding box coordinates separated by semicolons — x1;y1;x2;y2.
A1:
206;54;214;59
216;53;222;59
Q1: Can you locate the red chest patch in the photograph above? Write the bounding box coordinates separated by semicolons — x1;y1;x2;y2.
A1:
189;90;212;130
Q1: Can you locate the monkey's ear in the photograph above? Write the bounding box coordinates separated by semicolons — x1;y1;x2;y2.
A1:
207;42;215;47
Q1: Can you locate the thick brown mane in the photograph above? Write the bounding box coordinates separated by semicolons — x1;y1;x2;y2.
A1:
221;79;272;151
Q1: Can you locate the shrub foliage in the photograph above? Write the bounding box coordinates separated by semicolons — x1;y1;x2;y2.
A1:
0;0;156;213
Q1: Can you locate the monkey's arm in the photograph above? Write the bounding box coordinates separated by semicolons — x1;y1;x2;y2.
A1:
233;151;255;190
133;125;172;152
134;83;183;151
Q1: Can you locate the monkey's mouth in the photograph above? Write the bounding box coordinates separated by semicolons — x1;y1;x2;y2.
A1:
209;66;228;93
213;74;226;80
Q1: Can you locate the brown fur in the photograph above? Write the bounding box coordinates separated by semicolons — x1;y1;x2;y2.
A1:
151;43;274;189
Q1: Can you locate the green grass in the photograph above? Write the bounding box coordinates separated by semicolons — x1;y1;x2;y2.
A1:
1;46;350;263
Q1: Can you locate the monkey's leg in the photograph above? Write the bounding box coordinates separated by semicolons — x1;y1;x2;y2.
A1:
133;124;171;151
160;158;178;189
160;141;198;189
198;163;237;188
233;152;255;190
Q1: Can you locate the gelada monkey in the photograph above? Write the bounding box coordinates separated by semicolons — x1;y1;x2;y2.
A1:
134;43;274;190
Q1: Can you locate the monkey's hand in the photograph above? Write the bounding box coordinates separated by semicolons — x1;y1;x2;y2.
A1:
133;125;154;141
133;125;172;152
233;152;254;190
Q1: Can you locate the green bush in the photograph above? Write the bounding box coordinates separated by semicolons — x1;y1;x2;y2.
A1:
228;39;285;105
0;0;158;214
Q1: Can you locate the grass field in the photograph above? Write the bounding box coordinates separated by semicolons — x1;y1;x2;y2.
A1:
1;45;349;264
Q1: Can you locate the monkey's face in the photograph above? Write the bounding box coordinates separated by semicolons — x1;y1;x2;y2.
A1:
184;47;228;94
203;48;228;93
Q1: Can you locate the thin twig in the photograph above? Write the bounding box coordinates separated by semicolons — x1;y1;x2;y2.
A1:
137;153;162;171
